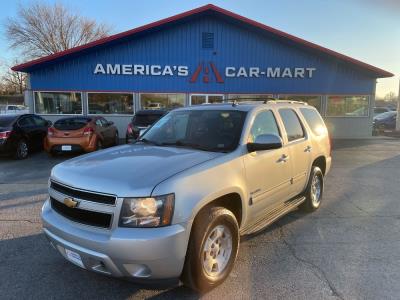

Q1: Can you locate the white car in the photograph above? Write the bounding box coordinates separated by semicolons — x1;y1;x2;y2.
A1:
0;105;29;115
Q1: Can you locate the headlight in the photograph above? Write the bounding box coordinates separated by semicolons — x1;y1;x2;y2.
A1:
119;194;175;227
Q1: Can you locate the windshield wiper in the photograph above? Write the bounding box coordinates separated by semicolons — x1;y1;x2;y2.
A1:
160;140;228;152
135;138;160;146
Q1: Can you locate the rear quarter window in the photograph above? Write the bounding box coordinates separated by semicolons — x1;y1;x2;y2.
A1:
299;108;327;136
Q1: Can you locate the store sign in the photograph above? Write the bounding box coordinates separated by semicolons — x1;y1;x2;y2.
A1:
93;63;316;82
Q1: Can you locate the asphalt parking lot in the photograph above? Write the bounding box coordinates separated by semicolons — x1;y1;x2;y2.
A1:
1;138;400;300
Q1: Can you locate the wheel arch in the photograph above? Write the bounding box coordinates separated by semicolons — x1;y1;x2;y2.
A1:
312;155;326;175
192;191;245;228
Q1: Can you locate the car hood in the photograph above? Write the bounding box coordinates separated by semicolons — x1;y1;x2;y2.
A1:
51;144;222;197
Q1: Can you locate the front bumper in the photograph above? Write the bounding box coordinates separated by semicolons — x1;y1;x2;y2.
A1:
41;199;190;280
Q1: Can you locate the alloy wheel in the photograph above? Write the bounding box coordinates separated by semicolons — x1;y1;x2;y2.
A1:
202;224;233;278
310;174;321;206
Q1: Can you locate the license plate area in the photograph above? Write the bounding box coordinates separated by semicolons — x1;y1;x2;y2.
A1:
65;248;85;268
61;145;72;151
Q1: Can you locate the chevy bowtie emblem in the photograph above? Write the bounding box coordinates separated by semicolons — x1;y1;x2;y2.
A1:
64;197;78;208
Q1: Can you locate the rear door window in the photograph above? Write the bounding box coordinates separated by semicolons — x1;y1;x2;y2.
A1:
299;108;327;136
18;116;35;127
32;116;47;127
278;109;305;142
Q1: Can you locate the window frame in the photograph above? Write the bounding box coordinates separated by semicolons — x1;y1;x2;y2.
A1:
33;91;84;116
87;92;135;116
325;95;370;118
277;108;307;144
246;109;282;143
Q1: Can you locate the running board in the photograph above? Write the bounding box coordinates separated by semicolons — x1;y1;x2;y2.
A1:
240;196;306;236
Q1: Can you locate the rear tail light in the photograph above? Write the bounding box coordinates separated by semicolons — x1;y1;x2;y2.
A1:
47;127;55;136
83;127;95;136
127;123;133;134
0;131;11;139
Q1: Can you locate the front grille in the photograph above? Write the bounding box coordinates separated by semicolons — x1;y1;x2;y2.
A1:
51;197;112;228
50;181;116;205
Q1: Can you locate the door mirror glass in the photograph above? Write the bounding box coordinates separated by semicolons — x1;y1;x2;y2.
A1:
247;134;283;152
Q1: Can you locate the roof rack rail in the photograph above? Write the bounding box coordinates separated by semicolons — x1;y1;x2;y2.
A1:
227;98;307;107
266;100;308;105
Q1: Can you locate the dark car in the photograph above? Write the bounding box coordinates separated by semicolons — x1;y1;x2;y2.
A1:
126;110;168;143
373;106;395;117
373;111;397;134
0;114;51;159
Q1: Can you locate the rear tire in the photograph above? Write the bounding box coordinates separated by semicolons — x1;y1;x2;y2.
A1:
14;139;29;160
114;132;119;146
181;207;239;293
96;139;103;151
300;166;324;212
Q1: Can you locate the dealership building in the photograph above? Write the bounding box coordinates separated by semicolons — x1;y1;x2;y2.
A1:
13;4;393;138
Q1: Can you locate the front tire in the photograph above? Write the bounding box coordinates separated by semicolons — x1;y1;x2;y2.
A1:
300;166;324;212
181;207;239;292
14;139;29;160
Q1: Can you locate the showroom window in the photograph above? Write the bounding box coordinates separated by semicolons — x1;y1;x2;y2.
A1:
278;95;322;112
326;96;369;117
190;94;224;105
88;93;133;114
34;92;82;114
227;94;273;102
140;94;185;110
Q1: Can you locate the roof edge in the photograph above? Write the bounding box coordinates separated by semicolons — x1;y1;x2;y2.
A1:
12;4;394;78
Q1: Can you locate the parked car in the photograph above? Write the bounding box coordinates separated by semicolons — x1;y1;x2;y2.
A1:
44;116;118;155
373;106;395;117
373;111;397;134
0;114;50;159
143;102;163;110
41;101;331;292
0;105;29;115
126;109;168;143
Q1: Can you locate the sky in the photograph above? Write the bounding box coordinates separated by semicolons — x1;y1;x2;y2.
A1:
0;0;399;98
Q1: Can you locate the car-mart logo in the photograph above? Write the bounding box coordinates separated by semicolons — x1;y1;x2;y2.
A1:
93;63;316;81
189;62;224;83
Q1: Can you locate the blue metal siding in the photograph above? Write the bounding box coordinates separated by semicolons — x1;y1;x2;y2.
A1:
29;16;375;94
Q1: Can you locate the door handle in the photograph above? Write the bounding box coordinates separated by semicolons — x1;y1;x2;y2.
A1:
278;154;289;163
304;146;312;152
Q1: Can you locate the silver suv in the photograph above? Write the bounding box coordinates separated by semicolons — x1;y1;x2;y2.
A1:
42;100;331;292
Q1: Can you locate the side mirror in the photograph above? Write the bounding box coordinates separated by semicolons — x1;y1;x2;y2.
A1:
107;121;114;126
247;134;283;152
45;120;52;127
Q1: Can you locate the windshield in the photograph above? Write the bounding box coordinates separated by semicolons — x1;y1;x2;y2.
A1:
374;111;396;120
140;110;247;152
54;117;92;130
